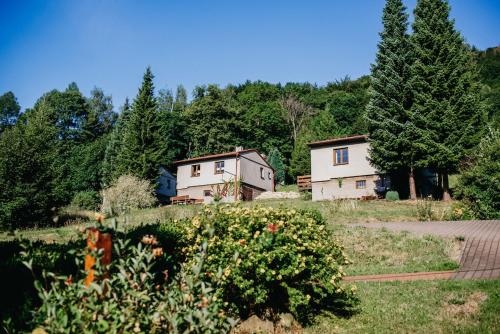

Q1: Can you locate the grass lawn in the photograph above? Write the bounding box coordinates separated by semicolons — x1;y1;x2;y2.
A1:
332;225;461;275
0;199;454;243
306;279;500;334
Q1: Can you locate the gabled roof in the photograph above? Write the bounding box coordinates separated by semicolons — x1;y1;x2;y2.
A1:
308;134;368;148
173;149;272;169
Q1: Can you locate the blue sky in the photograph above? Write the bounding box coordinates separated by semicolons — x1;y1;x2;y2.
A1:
0;0;499;111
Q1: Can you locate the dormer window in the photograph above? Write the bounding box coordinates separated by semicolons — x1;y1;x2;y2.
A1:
333;147;349;165
191;164;200;177
214;161;224;174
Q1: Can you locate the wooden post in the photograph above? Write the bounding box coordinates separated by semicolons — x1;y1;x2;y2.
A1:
85;227;112;287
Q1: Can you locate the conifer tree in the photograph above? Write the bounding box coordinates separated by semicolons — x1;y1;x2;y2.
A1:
102;98;130;185
410;0;486;200
366;0;417;198
116;68;165;182
267;147;286;185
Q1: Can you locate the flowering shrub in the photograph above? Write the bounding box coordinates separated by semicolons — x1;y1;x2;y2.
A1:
26;234;234;333
101;174;156;216
179;205;357;323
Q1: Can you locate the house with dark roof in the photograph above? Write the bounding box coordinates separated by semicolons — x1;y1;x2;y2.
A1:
308;135;383;201
173;148;274;203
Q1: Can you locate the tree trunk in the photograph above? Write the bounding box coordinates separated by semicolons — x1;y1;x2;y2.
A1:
409;167;417;200
442;171;451;201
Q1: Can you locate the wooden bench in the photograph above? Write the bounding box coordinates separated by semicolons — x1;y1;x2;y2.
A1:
171;195;203;205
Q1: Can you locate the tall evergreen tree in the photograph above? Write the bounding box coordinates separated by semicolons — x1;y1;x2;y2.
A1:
102;98;130;185
410;0;486;200
173;84;188;112
116;68;165;182
366;0;416;198
0;102;57;228
267;147;286;185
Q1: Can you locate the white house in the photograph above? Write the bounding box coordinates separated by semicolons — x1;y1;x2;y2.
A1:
174;148;274;203
309;135;380;201
156;167;176;202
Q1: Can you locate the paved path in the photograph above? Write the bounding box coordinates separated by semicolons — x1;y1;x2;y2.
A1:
351;220;500;281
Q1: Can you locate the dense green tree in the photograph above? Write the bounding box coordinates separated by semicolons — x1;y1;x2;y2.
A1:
82;87;116;140
173;84;188;112
410;0;486;200
185;85;242;156
365;0;416;198
267;147;286;185
237;81;291;155
0;91;21;132
476;46;500;127
0;103;57;228
455;128;499;219
102;99;131;185
115;67;165;182
158;88;174;113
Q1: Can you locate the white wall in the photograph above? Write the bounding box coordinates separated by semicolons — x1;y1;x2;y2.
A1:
239;151;274;191
311;175;378;201
310;142;377;182
176;158;237;190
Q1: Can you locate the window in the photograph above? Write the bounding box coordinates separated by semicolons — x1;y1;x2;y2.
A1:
260;167;264;179
214;161;224;174
166;179;171;189
268;171;272;180
356;180;366;189
191;164;200;177
203;190;212;197
333;147;349;165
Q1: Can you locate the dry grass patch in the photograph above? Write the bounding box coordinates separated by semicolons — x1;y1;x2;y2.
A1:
440;291;488;326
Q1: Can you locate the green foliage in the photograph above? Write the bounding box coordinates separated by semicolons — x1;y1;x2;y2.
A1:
0;104;57;229
28;234;234;333
455;128;500;219
385;191;400;201
0;91;21;132
410;0;486;174
267;147;285;185
415;198;435;221
476;46;500;127
101;175;157;216
180;205;357;323
366;0;414;175
185;85;243;157
71;191;101;210
82;87;116;140
115;67;166;182
102;98;131;186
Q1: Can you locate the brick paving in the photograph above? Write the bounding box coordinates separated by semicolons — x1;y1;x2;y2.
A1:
349;220;500;281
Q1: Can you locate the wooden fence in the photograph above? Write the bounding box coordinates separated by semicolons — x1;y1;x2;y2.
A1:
297;175;311;192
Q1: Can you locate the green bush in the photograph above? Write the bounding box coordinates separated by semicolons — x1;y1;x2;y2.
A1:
179;205;357;323
385;191;399;201
455;128;500;219
26;234;234;333
71;191;101;210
